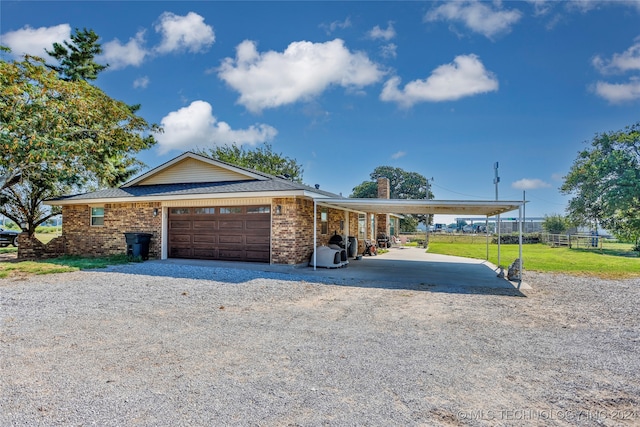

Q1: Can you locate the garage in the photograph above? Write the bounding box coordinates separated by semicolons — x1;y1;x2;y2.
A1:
168;206;271;262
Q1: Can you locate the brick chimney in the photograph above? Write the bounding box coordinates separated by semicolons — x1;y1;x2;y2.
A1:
377;177;390;199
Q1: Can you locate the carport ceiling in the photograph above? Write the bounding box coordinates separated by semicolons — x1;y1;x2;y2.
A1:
316;198;525;217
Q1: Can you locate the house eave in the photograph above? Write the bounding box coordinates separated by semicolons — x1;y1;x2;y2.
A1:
45;189;331;206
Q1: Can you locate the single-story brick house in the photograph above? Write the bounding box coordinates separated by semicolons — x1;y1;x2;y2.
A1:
37;151;525;266
37;152;393;264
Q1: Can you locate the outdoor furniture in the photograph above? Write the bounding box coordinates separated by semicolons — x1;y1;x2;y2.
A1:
363;240;377;256
309;245;347;268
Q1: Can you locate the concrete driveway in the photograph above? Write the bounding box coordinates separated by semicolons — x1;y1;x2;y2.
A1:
157;246;530;294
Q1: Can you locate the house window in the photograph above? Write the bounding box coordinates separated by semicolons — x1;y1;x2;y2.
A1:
358;214;366;240
220;207;242;214
91;207;104;226
390;218;396;237
194;207;215;214
321;208;328;235
247;206;270;214
170;208;190;215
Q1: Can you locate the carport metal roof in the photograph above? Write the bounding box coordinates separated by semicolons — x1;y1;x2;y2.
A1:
315;198;525;217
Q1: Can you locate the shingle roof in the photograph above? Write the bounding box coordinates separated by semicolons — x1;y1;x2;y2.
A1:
50;178;341;202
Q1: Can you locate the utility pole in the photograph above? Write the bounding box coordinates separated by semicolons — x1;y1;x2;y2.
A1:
494;162;501;267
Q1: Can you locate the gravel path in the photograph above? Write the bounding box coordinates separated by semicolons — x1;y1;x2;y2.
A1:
1;263;638;426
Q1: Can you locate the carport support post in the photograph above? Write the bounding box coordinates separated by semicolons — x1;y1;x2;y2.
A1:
518;204;523;281
485;216;489;260
313;200;317;271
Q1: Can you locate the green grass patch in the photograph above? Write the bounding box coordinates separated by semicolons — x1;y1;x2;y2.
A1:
0;254;131;279
427;240;640;279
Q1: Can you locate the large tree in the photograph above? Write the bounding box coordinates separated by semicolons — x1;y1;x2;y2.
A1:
0;169;80;236
196;143;304;183
561;122;640;248
46;28;108;81
0;51;159;234
350;166;434;231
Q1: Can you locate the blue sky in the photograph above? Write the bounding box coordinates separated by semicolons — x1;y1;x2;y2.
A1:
2;1;639;223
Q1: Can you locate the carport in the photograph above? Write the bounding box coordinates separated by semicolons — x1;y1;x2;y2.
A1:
311;198;527;279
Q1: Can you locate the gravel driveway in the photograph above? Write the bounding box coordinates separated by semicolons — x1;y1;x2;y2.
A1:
1;262;638;426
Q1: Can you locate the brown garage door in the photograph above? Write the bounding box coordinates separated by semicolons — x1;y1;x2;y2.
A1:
168;206;270;262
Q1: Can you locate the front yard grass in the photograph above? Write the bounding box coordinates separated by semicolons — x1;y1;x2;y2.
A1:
427;239;640;279
0;254;131;279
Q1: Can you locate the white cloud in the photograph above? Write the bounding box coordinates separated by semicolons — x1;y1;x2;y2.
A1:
154;11;215;54
380;54;498;107
133;76;150;89
368;22;396;41
320;17;352;35
512;178;552;190
101;30;148;69
380;43;398;59
218;39;385;113
592;39;640;74
155;101;277;154
1;24;70;59
391;151;406;159
570;0;640;13
526;0;554;16
592;78;640;103
425;1;522;39
591;39;640;103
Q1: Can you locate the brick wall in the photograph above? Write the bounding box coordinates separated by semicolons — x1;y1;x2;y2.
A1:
17;234;66;259
57;198;360;264
62;202;162;258
270;198;356;264
271;197;314;264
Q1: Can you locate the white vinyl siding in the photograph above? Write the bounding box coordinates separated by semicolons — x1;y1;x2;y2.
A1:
136;158;254;185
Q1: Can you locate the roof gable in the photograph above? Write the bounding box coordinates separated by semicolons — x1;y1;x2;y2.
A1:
123;152;268;187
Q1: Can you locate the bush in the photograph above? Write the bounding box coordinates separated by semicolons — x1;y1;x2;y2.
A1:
492;233;541;244
542;214;570;234
35;226;61;234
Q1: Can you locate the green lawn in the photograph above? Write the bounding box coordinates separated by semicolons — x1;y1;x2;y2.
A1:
3;233;639;279
427;239;640;279
0;254;131;279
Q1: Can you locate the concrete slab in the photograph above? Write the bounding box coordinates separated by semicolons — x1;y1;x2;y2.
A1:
152;246;530;294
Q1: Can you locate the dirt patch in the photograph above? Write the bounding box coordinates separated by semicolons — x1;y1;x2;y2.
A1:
0;252;17;262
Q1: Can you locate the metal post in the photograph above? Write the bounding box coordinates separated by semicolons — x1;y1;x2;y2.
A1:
494;162;501;267
518;204;523;282
485;216;489;260
313;200;317;271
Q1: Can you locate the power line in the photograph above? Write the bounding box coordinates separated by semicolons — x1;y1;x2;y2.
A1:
430;182;490;199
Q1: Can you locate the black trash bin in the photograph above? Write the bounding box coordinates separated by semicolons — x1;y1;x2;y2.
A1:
124;232;153;260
